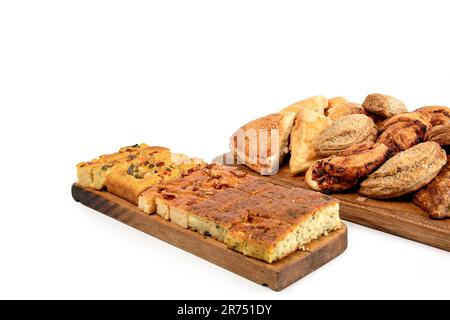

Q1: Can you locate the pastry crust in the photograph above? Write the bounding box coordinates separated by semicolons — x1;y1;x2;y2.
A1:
413;156;450;219
416;106;450;126
306;142;389;193
362;93;407;118
230;112;296;175
359;142;447;199
289;98;332;175
425;123;450;146
416;106;450;146
315;114;378;157
326;97;365;121
377;112;431;156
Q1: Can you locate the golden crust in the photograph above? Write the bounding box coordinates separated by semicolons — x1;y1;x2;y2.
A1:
413;156;450;219
315;114;378;157
326;97;365;121
377;112;431;156
425;124;450;146
106;150;204;205
360;142;447;199
76;144;159;190
306;142;389;193
289;98;332;175
230;112;296;175
362;93;407;118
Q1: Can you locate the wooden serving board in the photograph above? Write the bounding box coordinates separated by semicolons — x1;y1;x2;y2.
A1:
72;183;347;291
217;155;450;252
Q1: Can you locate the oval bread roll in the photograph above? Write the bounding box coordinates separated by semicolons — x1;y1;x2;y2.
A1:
315;114;378;157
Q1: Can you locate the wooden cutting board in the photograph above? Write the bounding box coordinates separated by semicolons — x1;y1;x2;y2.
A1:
215;155;450;252
72;183;347;291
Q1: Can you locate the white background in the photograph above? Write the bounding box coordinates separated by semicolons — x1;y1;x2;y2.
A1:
1;0;449;300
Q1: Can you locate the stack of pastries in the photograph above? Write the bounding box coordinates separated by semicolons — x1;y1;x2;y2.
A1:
77;146;342;263
231;94;450;219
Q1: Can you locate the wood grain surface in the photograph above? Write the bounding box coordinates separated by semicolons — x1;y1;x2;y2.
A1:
215;154;450;252
72;183;348;291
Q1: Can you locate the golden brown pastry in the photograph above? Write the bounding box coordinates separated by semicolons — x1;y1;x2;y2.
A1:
289;97;332;175
315;114;378;157
377;112;431;156
416;106;450;126
413;156;450;219
230;112;296;175
306;142;389;193
326;97;365;121
362;93;407;118
424;123;450;146
415;106;450;146
359;142;447;199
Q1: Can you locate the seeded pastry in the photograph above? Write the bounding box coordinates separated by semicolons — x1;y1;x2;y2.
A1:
289;97;332;175
230;112;296;175
76;144;163;190
377;112;431;156
413;156;450;219
315;114;378;157
362;93;407;118
359;142;447;199
326;97;365;121
306;142;389;193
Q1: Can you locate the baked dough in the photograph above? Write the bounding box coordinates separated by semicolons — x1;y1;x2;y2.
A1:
359;142;447;199
289;97;332;175
306;142;389;193
315;114;378;157
377;112;431;156
326;97;365;121
413;156;450;219
230;112;296;175
362;93;407;118
106;151;203;205
76;144;159;190
138;163;341;264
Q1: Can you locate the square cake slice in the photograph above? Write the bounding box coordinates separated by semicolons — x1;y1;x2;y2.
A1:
76;144;152;190
224;215;298;264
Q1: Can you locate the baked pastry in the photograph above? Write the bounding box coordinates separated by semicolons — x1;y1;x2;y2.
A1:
230;112;296;175
413;156;450;219
359;142;447;199
377;112;431;156
416;106;450;126
425;123;450;146
326;97;365;121
306;142;389;193
280;95;328;114
315;114;378;157
76;144;162;190
362;93;407;118
106;151;203;205
289;97;332;175
416;106;450;146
